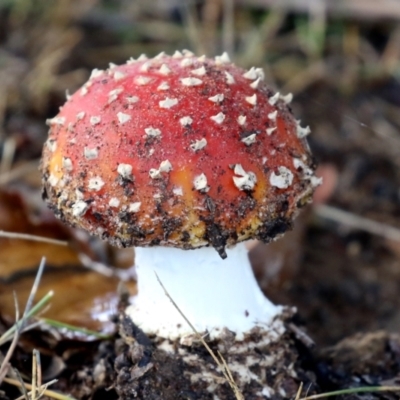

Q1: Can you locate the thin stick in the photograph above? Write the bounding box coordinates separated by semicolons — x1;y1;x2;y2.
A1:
295;382;304;400
32;350;42;400
0;231;68;246
78;252;135;281
4;377;72;400
32;353;37;400
154;272;244;400
314;204;400;242
217;350;235;382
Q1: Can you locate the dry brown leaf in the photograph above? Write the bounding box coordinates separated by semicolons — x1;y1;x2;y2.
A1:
0;270;137;336
0;188;136;337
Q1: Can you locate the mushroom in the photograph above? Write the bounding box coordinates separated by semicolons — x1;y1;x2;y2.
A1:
41;51;319;397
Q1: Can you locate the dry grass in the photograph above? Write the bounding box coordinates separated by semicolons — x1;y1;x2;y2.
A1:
3;350;76;400
0;256;109;398
298;385;400;400
0;258;78;399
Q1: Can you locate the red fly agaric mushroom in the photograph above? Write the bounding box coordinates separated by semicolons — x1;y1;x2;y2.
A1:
41;50;320;397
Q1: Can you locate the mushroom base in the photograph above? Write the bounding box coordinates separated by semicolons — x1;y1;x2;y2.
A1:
126;243;283;339
115;311;313;399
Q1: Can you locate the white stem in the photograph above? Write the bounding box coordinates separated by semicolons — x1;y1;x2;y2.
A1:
125;243;283;340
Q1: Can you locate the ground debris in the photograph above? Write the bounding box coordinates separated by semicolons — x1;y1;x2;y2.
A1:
113;313;316;400
316;331;400;399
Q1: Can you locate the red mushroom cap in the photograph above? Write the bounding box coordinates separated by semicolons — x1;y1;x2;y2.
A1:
41;51;318;258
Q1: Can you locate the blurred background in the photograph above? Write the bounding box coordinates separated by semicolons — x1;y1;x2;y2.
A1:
1;0;400;371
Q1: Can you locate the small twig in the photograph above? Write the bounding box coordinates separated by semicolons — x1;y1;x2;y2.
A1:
0;231;68;246
295;382;304;400
4;377;72;400
217;350;235;382
78;253;136;281
32;349;42;400
314;204;400;242
78;253;114;277
154;272;244;400
287;323;315;348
